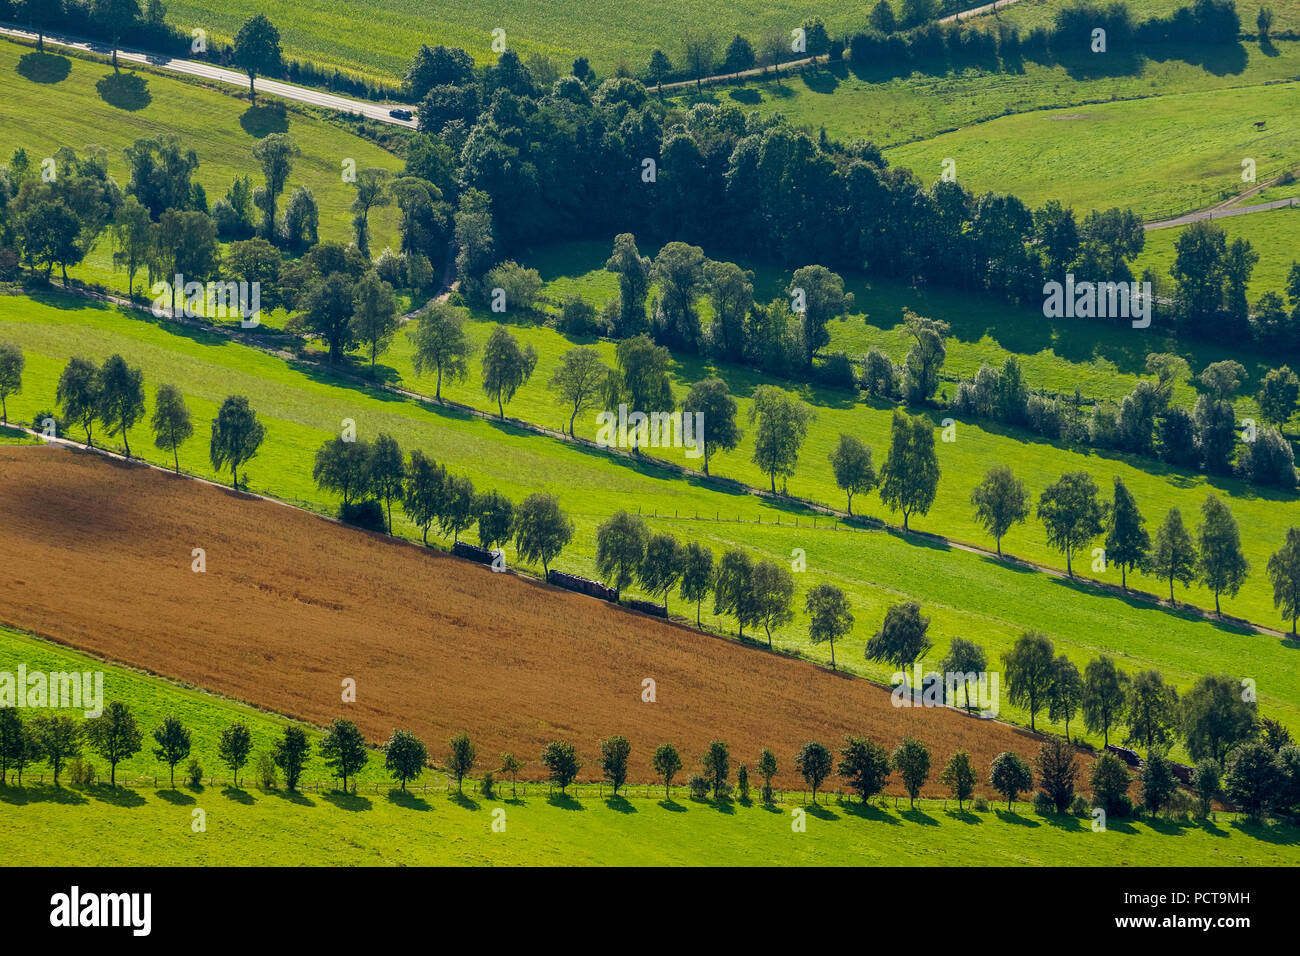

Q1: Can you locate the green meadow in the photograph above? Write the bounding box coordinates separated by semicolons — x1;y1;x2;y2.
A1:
2;626;1295;866
977;0;1300;35
3;291;1299;751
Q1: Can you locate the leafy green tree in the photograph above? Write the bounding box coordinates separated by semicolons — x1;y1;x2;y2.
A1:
0;708;31;785
970;465;1028;557
990;751;1033;810
1090;751;1132;816
1258;365;1300;426
869;0;897;33
829;434;876;516
608;335;673;450
369;433;405;534
596;510;650;594
512;492;573;574
437;473;475;544
702;740;730;800
33;715;80;786
350;271;399;371
1151;507;1197;604
940;750;977;811
1192;759;1220;817
499;752;523;797
703;260;754;362
94;354;145;458
151;716;191;788
1105;476;1149;588
1036;738;1077;813
0;342;23;425
540;740;581;793
1003;630;1055;732
320;718;369;793
866;601;932;675
893;737;931;809
805;582;853;670
84;701;142;788
1125;670;1178;757
795;740;834;803
678;541;714;627
218;722;253;787
403;450;446;545
251;133;297;238
652;743;682;799
549;347;610;437
474;489;514;551
150;384;192;473
1197;494;1249;615
409;301;473;400
1083;655;1129;748
879;410;940;531
384;729;428;790
723;33;755;77
1268;527;1300;635
639;532;683;611
682;376;741;475
1140;749;1178;814
314;436;372;509
714;548;760;639
899;310;950;403
349;168;391;258
599;735;632;795
1037;471;1106;577
446;732;476;794
940;637;987;713
272;726;311;791
299;273;356;361
91;0;140;69
838;735;890;803
1181;674;1256;765
751;559;794;649
233;14;283;107
748;385;814;493
1224;741;1282;821
481;325;538;418
648;49;672;94
605;233;652;334
57;356;101;446
1048;655;1084;741
209;395;264;489
757;748;779;802
789;265;853;369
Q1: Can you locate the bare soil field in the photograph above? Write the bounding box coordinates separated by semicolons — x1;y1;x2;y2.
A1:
0;444;1074;793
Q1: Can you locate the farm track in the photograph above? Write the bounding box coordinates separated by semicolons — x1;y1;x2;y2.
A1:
0;442;1069;794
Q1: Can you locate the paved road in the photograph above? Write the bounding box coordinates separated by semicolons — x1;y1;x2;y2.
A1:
1145;196;1299;230
0;24;418;127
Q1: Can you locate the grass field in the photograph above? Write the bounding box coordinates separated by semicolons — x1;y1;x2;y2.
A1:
3;627;1295;866
0;38;405;252
976;0;1300;36
2;291;1299;751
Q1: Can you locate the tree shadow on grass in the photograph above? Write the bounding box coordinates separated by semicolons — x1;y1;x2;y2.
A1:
240;102;289;138
90;785;147;808
842;800;900;825
993;807;1040;827
220;786;254;805
96;71;151;111
945;808;982;825
17;51;71;84
899;807;939;827
547;792;584;810
155;788;196;806
605;795;637;814
268;787;314;807
657;797;687;812
322;790;372;812
387;789;431;811
1230;818;1300;846
1044;812;1089;833
447;790;480;810
805;802;839;821
0;784;87;806
727;87;762;105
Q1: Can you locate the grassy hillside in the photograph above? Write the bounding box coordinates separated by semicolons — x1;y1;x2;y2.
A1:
2;292;1299;750
977;0;1300;35
2;626;1294;866
0;38;405;250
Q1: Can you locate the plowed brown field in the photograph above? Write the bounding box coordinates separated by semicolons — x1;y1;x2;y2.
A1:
0;444;1075;793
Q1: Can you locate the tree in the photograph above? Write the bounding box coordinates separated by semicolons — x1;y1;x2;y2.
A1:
350;272;399;372
437;473;475;544
0;342;23;425
805;583;853;671
795;741;834;803
272;726;311;791
681;377;741;475
748;385;814;493
1268;527;1300;635
648;49;672;94
402;450;446;544
1037;472;1106;577
481;326;537;418
549;347;609;437
320;719;369;794
233;14;283;107
1224;741;1282;821
1105;476;1149;588
1126;670;1178;756
58;356;101;446
499;752;523;797
714;548;760;639
652;743;683;799
95;354;145;458
789;265;853;369
990;751;1033;810
751;559;794;649
218;722;253;787
446;732;476;794
1003;630;1055;732
596;511;649;594
540;740;581;793
314;436;372;510
899;310;950;404
723;33;756;77
608;335;673;451
83;701;142;788
606;234;652;335
940;750;977;811
1151;507;1197;604
1036;738;1077;813
1140;749;1178;815
408;301;473;401
838;735;890;803
1048;655;1084;741
33;715;80;786
151;716;191;788
1090;751;1132;816
879;411;940;531
970;465;1028;557
829;434;876;516
369;433;405;534
866;601;932;675
1192;759;1220;817
474;489;514;551
1258;5;1274;38
1200;359;1247;402
149;384;192;473
1181;674;1256;765
757;749;779;802
869;0;898;33
513;492;573;574
639;532;683;611
599;735;632;795
384;729;428;790
682;30;717;92
678;541;714;627
251;133;298;238
1197;494;1249;615
91;0;140;69
350;168;390;257
940;637;988;714
1257;366;1300;427
1083;655;1129;748
893;737;931;809
209;395;265;489
701;740;730;800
